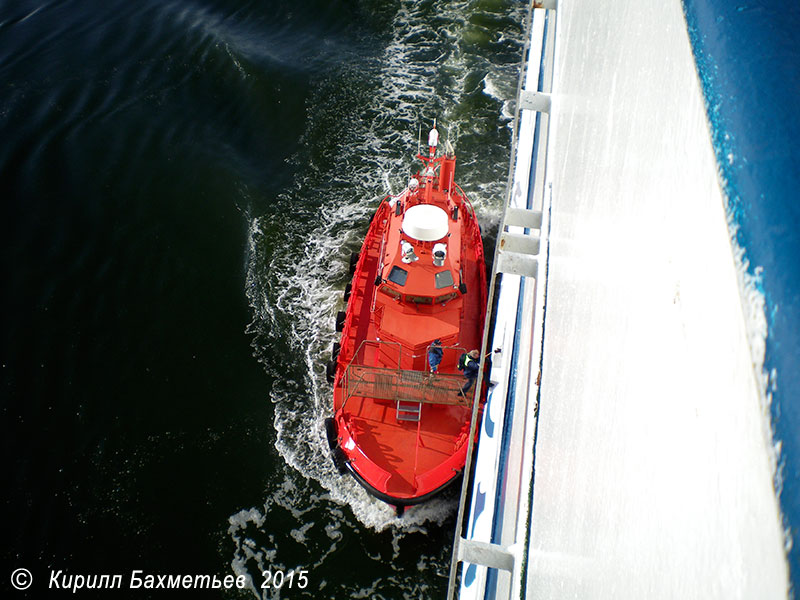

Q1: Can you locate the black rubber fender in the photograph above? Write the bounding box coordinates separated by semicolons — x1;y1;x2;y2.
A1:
324;417;338;451
348;252;359;275
325;360;336;383
332;445;349;475
335;310;346;332
343;282;352;302
331;342;340;361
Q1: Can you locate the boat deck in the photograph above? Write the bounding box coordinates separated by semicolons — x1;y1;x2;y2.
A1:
344;398;470;496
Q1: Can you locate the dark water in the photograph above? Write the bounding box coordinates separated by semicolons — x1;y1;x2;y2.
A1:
1;0;524;597
682;0;800;590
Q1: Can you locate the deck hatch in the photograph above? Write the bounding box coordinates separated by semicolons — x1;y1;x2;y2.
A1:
435;270;455;289
388;266;408;286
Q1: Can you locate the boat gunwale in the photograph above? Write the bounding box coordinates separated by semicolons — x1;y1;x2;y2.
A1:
345;460;463;507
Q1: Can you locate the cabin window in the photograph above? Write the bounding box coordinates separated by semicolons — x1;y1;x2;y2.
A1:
406;295;433;304
436;292;457;304
434;270;454;289
380;285;401;299
388;266;408;286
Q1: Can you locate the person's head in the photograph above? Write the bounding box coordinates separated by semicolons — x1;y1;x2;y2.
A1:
469;349;479;359
432;339;441;346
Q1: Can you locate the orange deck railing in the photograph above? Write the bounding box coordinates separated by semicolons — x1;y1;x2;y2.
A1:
341;340;470;409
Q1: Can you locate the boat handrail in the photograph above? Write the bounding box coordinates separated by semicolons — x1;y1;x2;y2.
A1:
424;343;468;372
341;340;471;411
372;200;391;313
453;182;476;217
349;338;404;369
343;365;469;409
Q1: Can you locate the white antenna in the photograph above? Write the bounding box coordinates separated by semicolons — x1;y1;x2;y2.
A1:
428;119;439;151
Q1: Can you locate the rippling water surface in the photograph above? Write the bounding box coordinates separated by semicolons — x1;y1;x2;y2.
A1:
1;1;525;597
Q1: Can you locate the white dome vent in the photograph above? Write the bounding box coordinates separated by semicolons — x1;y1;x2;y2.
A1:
402;205;449;241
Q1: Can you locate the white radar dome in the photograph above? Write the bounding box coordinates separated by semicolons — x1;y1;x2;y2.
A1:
402;205;449;241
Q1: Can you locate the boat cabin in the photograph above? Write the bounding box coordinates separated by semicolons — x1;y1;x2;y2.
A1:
376;186;464;310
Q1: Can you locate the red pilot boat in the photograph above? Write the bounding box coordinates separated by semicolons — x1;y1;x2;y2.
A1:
324;124;487;515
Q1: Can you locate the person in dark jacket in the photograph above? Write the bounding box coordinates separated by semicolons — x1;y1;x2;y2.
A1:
458;349;481;396
427;339;443;373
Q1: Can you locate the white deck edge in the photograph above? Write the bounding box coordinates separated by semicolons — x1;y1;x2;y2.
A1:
447;2;558;599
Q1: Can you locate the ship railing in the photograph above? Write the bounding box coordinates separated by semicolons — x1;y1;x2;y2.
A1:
341;340;471;410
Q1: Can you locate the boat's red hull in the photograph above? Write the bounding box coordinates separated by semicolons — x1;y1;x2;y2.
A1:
326;135;486;510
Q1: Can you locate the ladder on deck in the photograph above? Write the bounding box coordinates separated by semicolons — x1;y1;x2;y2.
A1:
396;400;422;422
